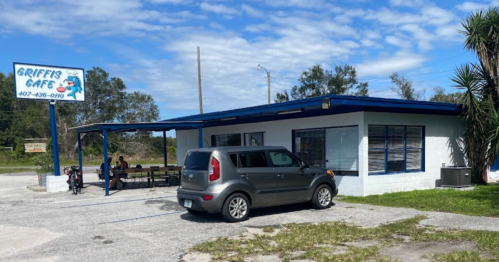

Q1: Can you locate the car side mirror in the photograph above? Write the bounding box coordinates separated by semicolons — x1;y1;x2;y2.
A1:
300;161;309;169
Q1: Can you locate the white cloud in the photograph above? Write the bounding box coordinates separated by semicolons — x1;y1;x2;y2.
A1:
261;0;326;8
385;35;412;49
421;6;456;26
146;0;188;4
241;4;264;18
390;0;426;8
0;0;200;38
356;52;427;77
400;24;434;50
456;1;499;12
199;2;241;16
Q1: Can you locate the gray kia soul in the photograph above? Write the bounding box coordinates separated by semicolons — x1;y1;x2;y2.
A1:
177;146;338;222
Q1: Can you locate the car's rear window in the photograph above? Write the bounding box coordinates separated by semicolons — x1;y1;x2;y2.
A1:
184;151;212;170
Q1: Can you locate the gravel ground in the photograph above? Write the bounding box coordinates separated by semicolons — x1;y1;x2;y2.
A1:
1;168;499;262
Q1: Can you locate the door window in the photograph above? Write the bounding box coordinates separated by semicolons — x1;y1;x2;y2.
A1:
268;150;299;167
238;151;269;168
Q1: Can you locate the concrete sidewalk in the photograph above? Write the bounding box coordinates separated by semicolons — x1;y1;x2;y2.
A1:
0;170;499;262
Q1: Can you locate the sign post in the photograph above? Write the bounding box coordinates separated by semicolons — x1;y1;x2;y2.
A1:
13;63;85;176
49;101;61;176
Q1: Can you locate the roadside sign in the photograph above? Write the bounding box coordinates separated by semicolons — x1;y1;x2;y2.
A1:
13;63;85;102
25;143;47;153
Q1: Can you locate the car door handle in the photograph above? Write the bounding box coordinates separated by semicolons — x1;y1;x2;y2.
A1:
240;174;249;179
277;174;285;178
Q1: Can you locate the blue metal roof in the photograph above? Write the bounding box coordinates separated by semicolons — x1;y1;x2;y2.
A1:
73;121;203;133
162;94;461;128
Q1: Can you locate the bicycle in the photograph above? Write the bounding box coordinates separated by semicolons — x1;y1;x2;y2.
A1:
64;166;82;195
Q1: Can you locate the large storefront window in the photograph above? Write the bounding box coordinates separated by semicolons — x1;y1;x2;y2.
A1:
294;126;359;175
368;125;424;174
212;133;241;147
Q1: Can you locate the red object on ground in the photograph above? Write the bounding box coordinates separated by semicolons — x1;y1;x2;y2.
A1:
57;87;66;93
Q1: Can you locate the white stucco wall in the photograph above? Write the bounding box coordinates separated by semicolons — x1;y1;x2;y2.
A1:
175;111;466;197
362;112;466;196
176;112;365;196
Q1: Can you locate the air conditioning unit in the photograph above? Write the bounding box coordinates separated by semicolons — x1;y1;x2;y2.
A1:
440;167;472;187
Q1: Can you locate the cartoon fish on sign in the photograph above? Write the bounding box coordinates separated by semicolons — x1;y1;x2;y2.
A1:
64;70;83;99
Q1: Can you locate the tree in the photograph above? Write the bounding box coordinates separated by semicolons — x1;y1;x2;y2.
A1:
452;7;499;183
119;91;159;123
429;87;463;103
389;72;424;100
274;64;368;102
68;67;161;154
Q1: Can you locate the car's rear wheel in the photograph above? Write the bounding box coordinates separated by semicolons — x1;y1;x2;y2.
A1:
187;209;208;216
222;193;250;222
311;184;332;209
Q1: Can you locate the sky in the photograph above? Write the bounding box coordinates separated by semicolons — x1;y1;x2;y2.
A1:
1;0;498;123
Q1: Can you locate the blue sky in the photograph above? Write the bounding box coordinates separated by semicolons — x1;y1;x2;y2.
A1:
1;0;497;122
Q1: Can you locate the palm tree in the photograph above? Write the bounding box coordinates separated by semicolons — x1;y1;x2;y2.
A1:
453;8;499;183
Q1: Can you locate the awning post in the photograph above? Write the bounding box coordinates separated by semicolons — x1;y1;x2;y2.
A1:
103;129;109;196
163;131;167;167
77;133;83;183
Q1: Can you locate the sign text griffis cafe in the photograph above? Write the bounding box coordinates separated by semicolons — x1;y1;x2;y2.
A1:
13;63;85;102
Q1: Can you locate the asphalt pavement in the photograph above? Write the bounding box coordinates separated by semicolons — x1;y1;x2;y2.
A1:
1;168;499;262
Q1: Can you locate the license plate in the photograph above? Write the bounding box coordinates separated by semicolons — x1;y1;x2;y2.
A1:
184;200;192;208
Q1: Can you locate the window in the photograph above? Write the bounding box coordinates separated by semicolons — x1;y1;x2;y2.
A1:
294;129;325;167
268;150;299;167
229;153;238;167
325;126;359;175
294;126;359;175
244;132;264;146
184;151;212;170
238;151;269;168
212;133;241;147
368;125;424;174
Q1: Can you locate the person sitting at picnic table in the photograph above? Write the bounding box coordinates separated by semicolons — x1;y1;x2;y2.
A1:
111;155;129;190
99;156;127;190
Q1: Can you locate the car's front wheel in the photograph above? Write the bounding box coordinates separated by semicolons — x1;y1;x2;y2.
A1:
311;184;332;209
222;193;250;222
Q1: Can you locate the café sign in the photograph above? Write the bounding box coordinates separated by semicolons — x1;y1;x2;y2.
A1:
13;63;85;102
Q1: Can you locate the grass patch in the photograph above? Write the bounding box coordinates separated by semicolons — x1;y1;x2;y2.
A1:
340;185;499;218
0;168;36;174
191;216;499;262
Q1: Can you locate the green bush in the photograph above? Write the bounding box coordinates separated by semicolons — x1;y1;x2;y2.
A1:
33;153;54;173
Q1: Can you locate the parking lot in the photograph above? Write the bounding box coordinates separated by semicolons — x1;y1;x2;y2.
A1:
2;168;499;262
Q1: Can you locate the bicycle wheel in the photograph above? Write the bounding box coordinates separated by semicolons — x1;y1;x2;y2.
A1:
71;174;78;195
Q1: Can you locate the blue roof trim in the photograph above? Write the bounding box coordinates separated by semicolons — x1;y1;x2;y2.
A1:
73;121;203;133
162;94;461;123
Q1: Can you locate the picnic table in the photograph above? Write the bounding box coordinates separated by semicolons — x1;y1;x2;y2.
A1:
96;166;182;188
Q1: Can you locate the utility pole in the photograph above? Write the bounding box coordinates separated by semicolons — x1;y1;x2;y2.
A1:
257;64;271;104
266;70;270;104
197;46;203;114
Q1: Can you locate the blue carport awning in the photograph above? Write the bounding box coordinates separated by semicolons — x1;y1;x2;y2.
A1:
72;121;203;196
